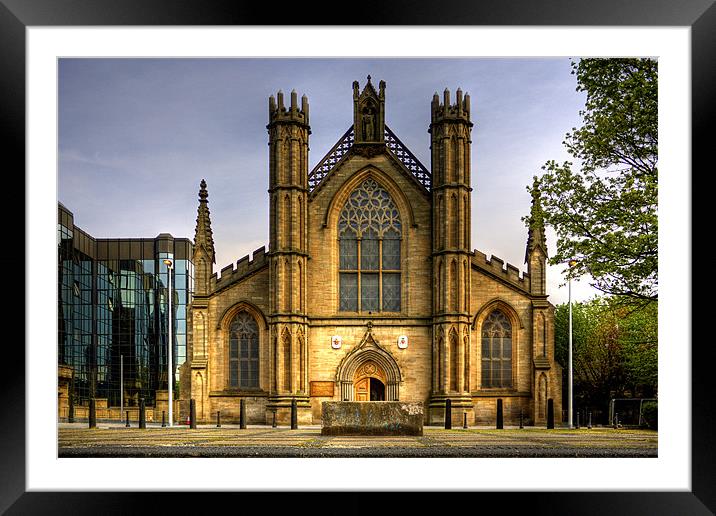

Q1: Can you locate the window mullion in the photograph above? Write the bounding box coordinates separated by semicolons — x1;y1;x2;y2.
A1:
487;337;490;387
490;337;495;387
378;239;383;310
357;238;362;312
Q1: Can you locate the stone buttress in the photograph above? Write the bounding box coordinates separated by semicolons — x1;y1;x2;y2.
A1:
428;88;474;425
266;90;312;424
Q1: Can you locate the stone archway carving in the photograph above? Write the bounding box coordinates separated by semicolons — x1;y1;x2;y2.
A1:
335;326;402;401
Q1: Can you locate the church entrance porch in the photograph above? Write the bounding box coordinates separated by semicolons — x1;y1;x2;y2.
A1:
335;326;402;402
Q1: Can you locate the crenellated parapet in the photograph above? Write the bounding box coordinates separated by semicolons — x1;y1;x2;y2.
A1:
268;90;309;128
431;88;472;125
211;245;269;291
472;250;531;293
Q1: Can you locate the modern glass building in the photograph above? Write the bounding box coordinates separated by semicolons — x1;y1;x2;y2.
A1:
58;203;193;413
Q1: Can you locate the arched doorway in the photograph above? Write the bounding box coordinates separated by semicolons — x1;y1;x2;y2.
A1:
335;329;402;401
354;361;387;401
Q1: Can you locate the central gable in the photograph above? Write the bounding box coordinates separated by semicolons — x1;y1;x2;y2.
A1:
306;77;431;196
308;126;431;195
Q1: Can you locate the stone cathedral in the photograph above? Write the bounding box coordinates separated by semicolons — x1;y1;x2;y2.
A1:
183;77;562;426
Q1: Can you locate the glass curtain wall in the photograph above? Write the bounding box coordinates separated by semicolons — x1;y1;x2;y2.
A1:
57;205;192;410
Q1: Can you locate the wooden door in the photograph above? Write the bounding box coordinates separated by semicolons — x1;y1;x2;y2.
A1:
355;377;370;401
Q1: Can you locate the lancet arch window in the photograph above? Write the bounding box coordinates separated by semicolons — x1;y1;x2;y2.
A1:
228;311;259;389
338;179;402;312
481;310;513;388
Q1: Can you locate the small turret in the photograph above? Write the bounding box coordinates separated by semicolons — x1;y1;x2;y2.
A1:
525;176;548;296
193;179;216;297
525;176;547;263
194;179;215;264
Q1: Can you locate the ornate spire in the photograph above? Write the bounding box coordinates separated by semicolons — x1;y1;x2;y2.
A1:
194;178;216;263
525;176;547;263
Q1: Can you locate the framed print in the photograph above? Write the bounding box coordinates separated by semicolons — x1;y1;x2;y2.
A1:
5;0;712;513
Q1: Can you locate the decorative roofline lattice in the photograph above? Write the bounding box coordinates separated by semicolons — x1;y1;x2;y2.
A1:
384;126;431;190
307;125;432;193
308;127;355;191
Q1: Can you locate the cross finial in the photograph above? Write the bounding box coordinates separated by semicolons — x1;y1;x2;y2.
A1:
367;75;372;83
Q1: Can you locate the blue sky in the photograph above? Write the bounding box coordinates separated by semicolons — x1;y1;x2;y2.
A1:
58;57;597;304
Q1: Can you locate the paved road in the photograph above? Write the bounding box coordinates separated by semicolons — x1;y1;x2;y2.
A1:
58;424;657;458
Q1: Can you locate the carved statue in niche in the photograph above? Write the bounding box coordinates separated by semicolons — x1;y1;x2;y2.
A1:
362;106;376;141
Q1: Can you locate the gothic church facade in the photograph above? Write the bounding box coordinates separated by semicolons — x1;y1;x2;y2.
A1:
183;78;562;426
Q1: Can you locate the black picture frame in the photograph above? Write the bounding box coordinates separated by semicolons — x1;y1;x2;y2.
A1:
3;1;710;513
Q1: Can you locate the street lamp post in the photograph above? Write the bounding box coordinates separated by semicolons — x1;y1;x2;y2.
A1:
163;259;174;427
568;259;578;429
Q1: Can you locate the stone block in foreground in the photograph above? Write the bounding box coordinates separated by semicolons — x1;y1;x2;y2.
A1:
321;401;423;436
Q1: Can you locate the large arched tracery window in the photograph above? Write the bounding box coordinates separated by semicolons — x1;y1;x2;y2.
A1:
228;311;259;389
338;179;401;312
481;310;513;388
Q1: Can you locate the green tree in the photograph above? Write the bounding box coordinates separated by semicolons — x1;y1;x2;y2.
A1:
555;296;658;417
618;300;658;393
537;58;658;303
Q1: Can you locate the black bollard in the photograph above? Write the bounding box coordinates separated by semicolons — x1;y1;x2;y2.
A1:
68;394;75;423
290;397;298;430
444;399;452;430
463;412;468;429
190;399;197;429
88;398;97;429
240;399;247;429
139;398;146;429
161;411;166;428
125;410;130;428
519;408;524;429
547;399;554;429
272;409;277;428
496;399;504;429
588;411;592;429
576;411;580;429
217;411;221;428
